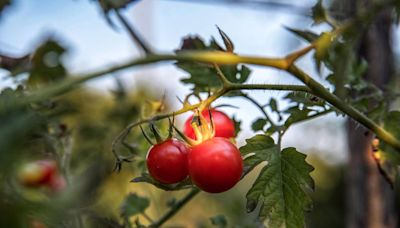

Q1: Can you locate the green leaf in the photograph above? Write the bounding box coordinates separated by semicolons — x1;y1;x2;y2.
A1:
269;98;279;113
210;214;228;227
251;118;267;132
240;134;278;176
311;0;327;25
120;193;150;218
232;115;241;137
284;106;311;127
241;136;314;227
175;35;251;93
284;92;325;107
375;111;400;185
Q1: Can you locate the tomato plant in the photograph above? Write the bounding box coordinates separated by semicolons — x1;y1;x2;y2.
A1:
188;137;243;193
183;109;235;139
146;138;189;184
1;0;400;227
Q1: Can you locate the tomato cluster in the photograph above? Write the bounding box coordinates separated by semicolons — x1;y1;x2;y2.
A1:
146;109;243;193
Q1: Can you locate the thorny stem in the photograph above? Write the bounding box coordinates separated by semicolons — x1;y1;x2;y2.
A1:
286;65;400;150
240;93;279;129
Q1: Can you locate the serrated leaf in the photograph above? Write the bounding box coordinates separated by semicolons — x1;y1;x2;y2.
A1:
120;193;149;218
210;214;228;227
284;92;325;107
284;106;311;127
241;136;314;227
375;111;400;185
251;118;267;132
311;0;326;25
232;115;241;137
175;35;251;93
269;98;279;113
240;134;278;176
285;27;318;43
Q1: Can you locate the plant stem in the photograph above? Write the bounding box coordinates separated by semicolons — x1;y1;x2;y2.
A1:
114;9;153;55
240;93;278;129
150;188;200;227
287;65;400;150
111;83;313;161
12;50;400;152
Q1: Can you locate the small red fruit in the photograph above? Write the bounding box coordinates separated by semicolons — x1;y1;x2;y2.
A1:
188;137;243;193
146;139;189;184
183;109;235;140
18;160;57;187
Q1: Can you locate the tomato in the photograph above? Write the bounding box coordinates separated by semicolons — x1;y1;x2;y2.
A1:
188;137;243;193
183;109;235;140
146;139;189;184
48;175;67;193
18;160;57;187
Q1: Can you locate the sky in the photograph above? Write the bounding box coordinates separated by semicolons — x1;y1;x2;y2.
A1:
0;0;348;163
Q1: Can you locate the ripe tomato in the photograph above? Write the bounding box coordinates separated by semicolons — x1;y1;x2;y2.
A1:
18;160;57;187
146;139;189;184
183;109;235;140
48;175;67;193
188;137;243;193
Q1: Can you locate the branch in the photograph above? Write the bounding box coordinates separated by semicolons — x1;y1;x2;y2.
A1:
287;65;400;151
149;188;200;227
240;92;279;129
114;9;153;55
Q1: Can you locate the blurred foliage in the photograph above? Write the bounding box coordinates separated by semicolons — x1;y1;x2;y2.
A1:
0;0;10;16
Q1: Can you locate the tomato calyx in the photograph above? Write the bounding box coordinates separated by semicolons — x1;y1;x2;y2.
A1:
175;108;217;146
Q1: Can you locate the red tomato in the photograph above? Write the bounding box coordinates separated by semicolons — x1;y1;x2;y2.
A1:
146;139;189;184
183;109;235;140
49;175;67;193
18;160;57;187
188;137;243;193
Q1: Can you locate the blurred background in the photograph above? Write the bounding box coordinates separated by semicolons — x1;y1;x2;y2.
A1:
0;0;399;227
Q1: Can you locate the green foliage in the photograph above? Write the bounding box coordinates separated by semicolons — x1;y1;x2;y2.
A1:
28;39;68;87
210;214;228;227
375;111;400;185
311;0;327;25
0;0;10;16
251;118;267;132
240;135;314;227
175;32;251;94
120;193;150;218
